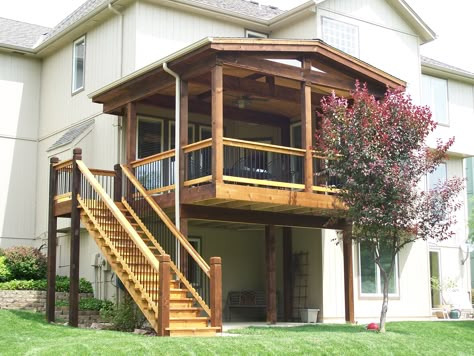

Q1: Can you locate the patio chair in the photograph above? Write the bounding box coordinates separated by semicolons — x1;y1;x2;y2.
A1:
443;288;474;319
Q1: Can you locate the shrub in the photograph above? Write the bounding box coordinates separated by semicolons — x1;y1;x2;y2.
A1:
56;298;114;311
0;248;5;256
4;246;47;280
0;256;12;282
100;295;145;331
0;275;93;293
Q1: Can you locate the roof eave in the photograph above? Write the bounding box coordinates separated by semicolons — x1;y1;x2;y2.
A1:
0;43;36;55
422;63;474;84
268;1;316;29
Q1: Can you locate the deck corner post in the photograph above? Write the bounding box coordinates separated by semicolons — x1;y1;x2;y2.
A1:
210;256;222;331
265;225;277;324
343;220;355;324
69;147;82;327
113;164;122;202
211;64;224;184
46;156;59;323
158;254;171;336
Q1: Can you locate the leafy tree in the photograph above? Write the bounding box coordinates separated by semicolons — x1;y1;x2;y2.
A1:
315;82;464;332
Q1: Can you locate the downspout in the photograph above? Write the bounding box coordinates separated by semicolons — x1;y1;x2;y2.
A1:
163;62;181;268
108;2;124;164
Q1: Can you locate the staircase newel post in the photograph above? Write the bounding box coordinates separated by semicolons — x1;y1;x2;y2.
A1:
210;257;222;331
46;156;59;323
69;147;82;328
158;254;171;336
113;164;122;202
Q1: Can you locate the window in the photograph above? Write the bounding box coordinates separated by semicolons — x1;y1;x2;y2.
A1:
245;30;268;38
168;122;195;150
72;36;86;93
427;163;447;190
421;75;449;125
136;118;164;190
359;242;398;295
321;17;359;57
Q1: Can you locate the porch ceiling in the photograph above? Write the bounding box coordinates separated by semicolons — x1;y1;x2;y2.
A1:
90;38;406;117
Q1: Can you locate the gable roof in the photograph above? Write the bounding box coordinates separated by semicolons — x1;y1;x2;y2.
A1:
0;17;50;49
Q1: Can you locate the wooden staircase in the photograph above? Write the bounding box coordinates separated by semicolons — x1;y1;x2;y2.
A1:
71;160;220;337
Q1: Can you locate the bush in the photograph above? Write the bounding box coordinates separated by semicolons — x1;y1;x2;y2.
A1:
56;298;114;311
100;295;145;331
4;246;47;280
0;275;93;293
0;256;12;282
0;248;5;256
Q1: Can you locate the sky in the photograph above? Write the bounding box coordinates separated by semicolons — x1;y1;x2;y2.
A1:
1;0;473;72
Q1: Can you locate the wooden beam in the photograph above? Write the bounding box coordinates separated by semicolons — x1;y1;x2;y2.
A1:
265;225;277;324
69;148;82;328
46;157;59;323
343;221;355;324
282;227;292;321
212;65;224;183
210;257;222;330
125;102;137;164
181;204;345;229
219;54;356;91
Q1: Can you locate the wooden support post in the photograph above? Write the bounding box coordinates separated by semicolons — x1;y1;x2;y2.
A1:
114;164;122;202
301;57;313;192
46;156;59;323
125;102;137;164
211;64;224;183
343;221;355;324
179;80;189;275
265;225;277;324
69;148;82;327
158;254;171;336
282;227;293;322
210;257;222;331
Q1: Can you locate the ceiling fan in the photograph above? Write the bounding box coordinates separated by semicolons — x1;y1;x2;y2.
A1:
227;94;269;109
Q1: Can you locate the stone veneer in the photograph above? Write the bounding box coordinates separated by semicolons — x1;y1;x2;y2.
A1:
0;290;103;326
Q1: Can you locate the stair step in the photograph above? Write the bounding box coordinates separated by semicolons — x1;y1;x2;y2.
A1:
169;317;209;328
166;327;220;337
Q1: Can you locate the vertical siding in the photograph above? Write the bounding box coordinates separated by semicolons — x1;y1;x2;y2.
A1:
135;2;245;69
271;14;317;39
0;53;41;245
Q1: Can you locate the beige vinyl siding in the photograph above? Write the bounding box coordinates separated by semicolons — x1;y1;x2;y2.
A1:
271;14;317;39
135;2;245;69
0;53;41;246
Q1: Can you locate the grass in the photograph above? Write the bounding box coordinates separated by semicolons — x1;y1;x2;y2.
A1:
0;310;473;355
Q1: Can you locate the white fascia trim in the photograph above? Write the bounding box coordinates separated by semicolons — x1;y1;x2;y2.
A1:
268;1;316;29
422;64;474;85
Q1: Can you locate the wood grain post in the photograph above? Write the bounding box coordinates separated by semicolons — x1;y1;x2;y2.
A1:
211;64;224;184
210;256;222;331
46;156;59;323
282;227;293;322
301;57;313;192
113;164;122;202
69;148;82;327
158;255;171;336
343;221;355;324
125;102;137;164
265;225;277;324
179;80;189;276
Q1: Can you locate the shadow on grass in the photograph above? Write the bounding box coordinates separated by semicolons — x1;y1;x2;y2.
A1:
4;309;46;323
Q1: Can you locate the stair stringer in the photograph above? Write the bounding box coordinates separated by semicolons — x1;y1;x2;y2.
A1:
77;198;159;330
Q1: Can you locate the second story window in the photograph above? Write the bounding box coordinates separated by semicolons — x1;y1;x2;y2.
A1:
427;163;447;190
72;36;85;94
322;17;359;57
421;75;449;125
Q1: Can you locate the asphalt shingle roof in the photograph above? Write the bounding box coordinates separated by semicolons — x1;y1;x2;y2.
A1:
190;0;284;20
421;56;474;77
0;17;50;49
48;120;95;151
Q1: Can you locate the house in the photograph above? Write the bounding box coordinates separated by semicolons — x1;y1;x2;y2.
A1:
0;0;472;335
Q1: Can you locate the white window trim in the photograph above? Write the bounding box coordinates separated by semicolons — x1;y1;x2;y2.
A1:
245;29;268;38
426;162;447;191
71;36;86;94
358;243;400;298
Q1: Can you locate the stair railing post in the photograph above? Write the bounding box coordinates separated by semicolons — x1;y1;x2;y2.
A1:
114;164;122;202
69;147;82;327
158;254;170;336
46;157;59;323
210;256;222;331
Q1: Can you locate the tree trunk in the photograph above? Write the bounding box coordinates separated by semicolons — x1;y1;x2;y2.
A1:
379;271;390;333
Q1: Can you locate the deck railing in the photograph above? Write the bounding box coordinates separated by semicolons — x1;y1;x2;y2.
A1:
130;150;176;195
183;138;212;186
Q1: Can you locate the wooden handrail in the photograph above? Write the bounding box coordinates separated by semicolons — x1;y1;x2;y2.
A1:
88;168;115;177
121;164;211;276
223;137;306;156
53;159;73;170
130;149;175;168
182;138;212;153
76;160;160;274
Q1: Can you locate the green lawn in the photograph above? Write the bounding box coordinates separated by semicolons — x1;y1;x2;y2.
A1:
0;310;473;355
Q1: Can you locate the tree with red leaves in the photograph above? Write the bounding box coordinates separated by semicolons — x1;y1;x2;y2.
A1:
315;82;464;332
